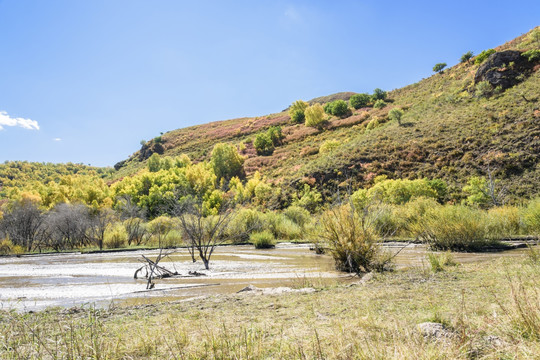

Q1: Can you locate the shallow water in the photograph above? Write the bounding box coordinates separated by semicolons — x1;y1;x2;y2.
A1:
0;243;529;311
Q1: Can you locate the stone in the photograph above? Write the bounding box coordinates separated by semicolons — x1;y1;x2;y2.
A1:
417;322;453;339
474;50;534;90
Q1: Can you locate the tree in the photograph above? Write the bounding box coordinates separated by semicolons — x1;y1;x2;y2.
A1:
87;207;115;251
305;103;325;128
210;143;245;182
388;108;404;125
174;196;235;270
460;51;474;63
349;93;370;109
0;199;45;252
254;133;274;155
148;153;161;172
46;203;92;250
372;88;387;101
328;100;349;118
288;100;308;124
433;63;447;73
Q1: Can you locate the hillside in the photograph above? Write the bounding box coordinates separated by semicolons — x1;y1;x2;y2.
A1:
112;27;539;203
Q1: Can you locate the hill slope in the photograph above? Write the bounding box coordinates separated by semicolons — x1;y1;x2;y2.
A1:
114;27;540;202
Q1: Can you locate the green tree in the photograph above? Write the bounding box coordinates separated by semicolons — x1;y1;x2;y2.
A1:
388;108;404;125
289;100;308;124
329;100;349;117
147;153;161;172
433;63;447;73
210;143;245;182
373;99;387;109
460;51;474;63
305;103;326;128
349;93;370;109
372;88;387;101
254;133;275;156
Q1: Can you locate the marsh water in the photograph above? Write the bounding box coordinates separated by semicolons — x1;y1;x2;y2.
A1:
0;243;529;311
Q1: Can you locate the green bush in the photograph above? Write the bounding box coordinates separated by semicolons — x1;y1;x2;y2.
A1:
317;204;392;273
290;109;305;124
319;140;340;154
331;100;349;117
522;197;540;235
427;252;456;272
283;205;311;228
418;205;501;251
254;133;274;156
372;88;387;101
265;212;302;240
305;104;326;128
475;49;496;65
475;81;493;98
104;224;127;249
289;100;308;124
486;206;520;239
251;230;275;249
373;99;387;109
267;126;284;146
388;108;404;125
522;49;540;62
349;93;371;109
210;143;245;181
228;208;266;243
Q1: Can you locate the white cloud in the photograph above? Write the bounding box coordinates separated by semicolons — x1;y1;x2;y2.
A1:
0;111;39;131
53;138;62;141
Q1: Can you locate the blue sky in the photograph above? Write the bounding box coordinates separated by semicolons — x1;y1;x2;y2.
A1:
0;1;538;167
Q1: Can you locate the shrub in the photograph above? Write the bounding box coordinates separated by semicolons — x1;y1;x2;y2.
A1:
349;93;371;109
148;153;161;172
254;133;274;156
283;205;311;228
289;100;308;124
433;63;447;73
305;103;326;128
418;205;501;251
372;88;387;101
267;126;284;146
210;143;245;181
373;99;387;109
293;184;322;213
319;140;340;154
522;197;540;235
388;108;404;125
486;206;520;239
475;49;496;65
265;212;302;240
475;81;493;98
228;208;266;243
427;252;457;272
251;230;275;249
327;100;349;118
0;238;24;255
290;109;305;124
317;203;392;273
460;51;474;63
104;224;127;249
522;49;540;62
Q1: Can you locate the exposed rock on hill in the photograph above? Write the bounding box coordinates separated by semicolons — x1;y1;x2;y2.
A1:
474;50;535;89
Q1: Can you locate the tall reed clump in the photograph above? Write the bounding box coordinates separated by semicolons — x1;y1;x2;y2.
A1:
486;206;521;239
418;205;501;251
103;224;127;249
316;202;392;273
522;197;540;236
250;230;275;249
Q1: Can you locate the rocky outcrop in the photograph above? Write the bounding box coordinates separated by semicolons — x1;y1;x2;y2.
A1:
138;141;164;161
474;50;535;90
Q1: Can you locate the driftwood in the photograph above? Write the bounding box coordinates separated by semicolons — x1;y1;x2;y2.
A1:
134;249;179;289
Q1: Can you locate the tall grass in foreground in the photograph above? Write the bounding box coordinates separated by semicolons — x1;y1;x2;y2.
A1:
317;203;392;273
